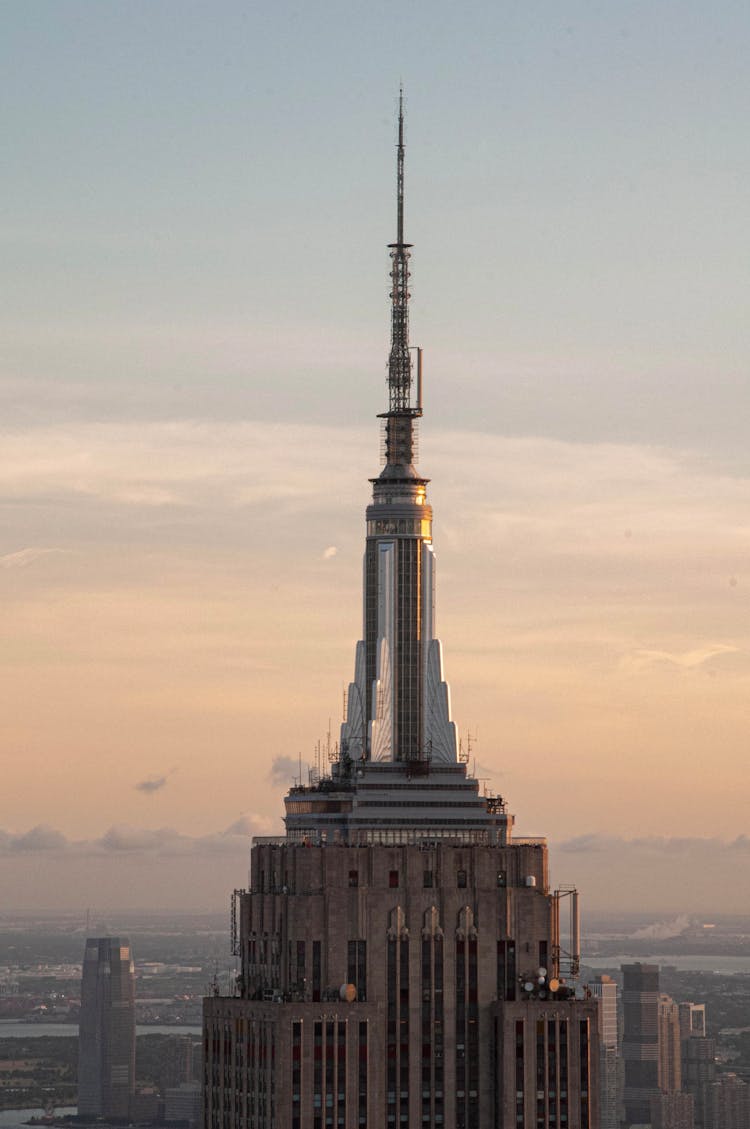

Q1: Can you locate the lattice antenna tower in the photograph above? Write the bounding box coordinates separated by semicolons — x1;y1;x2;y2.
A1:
379;87;423;468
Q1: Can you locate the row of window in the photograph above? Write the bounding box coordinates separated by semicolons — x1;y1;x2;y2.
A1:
347;867;507;888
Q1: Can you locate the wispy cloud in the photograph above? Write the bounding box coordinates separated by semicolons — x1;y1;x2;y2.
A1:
0;547;69;569
135;769;177;794
135;776;169;794
622;644;740;672
322;546;338;560
269;755;306;786
0;819;266;857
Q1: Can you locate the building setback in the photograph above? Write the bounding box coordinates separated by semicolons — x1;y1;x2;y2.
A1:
78;936;136;1118
203;97;600;1129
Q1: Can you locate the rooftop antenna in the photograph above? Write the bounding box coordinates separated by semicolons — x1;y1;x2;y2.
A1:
383;85;420;427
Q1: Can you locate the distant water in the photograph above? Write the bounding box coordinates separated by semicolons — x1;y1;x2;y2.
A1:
0;1110;76;1129
0;1021;201;1039
583;953;750;975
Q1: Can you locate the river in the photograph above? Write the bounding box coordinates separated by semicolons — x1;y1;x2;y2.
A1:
0;1022;201;1040
0;1110;76;1129
583;953;750;975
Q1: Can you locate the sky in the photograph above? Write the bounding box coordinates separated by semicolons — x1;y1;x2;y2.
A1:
2;1;749;917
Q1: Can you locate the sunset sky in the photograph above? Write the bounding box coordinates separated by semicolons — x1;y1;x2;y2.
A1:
2;2;749;916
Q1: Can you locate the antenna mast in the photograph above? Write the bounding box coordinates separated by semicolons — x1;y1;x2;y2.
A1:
385;88;419;426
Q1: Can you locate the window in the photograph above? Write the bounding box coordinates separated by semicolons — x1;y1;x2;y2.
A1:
457;869;467;889
349;870;359;888
497;871;506;887
423;870;433;888
389;870;399;888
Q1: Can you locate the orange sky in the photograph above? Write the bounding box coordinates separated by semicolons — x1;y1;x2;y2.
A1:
2;419;748;912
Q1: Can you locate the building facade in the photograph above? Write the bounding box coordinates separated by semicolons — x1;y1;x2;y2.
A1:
650;1091;695;1129
78;936;136;1118
203;100;600;1129
590;974;619;1129
622;962;660;1126
679;1002;714;1129
658;993;682;1093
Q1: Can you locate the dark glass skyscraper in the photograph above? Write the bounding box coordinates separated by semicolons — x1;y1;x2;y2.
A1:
78;936;136;1119
203;98;600;1129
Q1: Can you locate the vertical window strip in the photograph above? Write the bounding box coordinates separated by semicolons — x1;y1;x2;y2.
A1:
434;936;444;1124
467;938;479;1128
536;1019;546;1128
548;1019;558;1128
421;938;432;1127
455;939;466;1129
312;940;321;1002
580;1019;590;1129
337;1020;347;1128
291;1020;302;1129
560;1020;569;1128
399;937;410;1124
515;1020;525;1127
358;1021;368;1128
313;1021;322;1129
387;938;397;1125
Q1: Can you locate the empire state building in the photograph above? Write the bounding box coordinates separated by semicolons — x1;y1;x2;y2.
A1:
203;97;601;1129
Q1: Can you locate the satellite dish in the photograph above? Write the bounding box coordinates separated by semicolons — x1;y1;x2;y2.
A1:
548;978;560;993
339;983;357;1003
523;981;534;993
537;976;546;985
537;967;547;977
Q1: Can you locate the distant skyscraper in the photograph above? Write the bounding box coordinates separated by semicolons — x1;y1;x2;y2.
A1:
622;962;660;1126
203;96;601;1129
78;937;135;1118
658;993;682;1092
679;1002;707;1040
679;1002;715;1129
591;974;619;1129
650;1090;695;1129
702;1072;750;1129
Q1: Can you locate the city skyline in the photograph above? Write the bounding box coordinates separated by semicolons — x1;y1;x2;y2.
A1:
2;2;749;914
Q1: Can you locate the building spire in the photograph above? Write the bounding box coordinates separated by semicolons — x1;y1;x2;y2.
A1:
386;88;417;422
396;85;405;248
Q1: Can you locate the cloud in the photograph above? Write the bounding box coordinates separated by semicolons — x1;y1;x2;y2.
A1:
552;834;750;913
0;547;69;569
0;819;266;858
135;771;175;794
0;824;69;852
269;755;306;786
557;834;745;855
622;644;740;672
322;546;338;560
557;834;618;854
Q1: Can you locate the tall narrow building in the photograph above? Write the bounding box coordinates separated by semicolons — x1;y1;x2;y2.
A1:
204;97;600;1129
622;962;661;1127
590;975;619;1129
78;936;136;1119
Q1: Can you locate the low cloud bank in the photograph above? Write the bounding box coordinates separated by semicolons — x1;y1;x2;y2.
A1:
552;834;750;914
0;818;262;857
